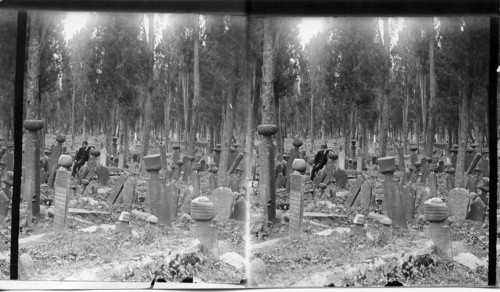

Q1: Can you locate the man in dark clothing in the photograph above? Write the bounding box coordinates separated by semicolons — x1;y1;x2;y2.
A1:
310;144;330;182
72;141;91;177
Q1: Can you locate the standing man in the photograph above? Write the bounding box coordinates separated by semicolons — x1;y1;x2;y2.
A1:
309;144;330;182
72;141;91;177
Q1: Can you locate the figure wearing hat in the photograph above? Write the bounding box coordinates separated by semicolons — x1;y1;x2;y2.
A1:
309;144;330;182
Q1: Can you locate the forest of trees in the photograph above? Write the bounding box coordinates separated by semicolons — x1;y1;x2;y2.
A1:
0;13;491;187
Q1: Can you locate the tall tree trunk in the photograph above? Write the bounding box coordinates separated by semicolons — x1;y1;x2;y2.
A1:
309;93;314;153
455;87;472;187
403;74;410;154
71;89;75;149
189;16;200;156
244;60;256;183
426;19;436;157
164;83;172;151
378;17;391;157
321;94;326;146
141;14;154;158
182;69;189;149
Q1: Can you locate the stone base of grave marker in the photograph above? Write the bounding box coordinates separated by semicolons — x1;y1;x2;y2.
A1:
289;174;305;237
191;220;218;257
424;222;452;259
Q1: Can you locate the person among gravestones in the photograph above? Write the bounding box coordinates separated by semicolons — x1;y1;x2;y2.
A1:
309;144;330;182
71;141;92;177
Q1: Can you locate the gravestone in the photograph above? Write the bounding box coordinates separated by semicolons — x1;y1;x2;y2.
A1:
191;221;218;257
95;166;110;185
172;161;182;181
115;177;135;211
23;119;44;217
450;145;458;168
228;153;244;175
100;147;107;166
401;184;416;220
213;147;221;168
208;167;218;192
356;157;363;172
47;135;65;189
465;148;474;172
338;149;346;170
379;156;406;229
191;164;201;197
410;146;419;165
86;150;100;180
164;183;179;220
289;174;306;237
118;152;125;169
210;187;234;220
200;159;207;172
466;197;486;223
397;146;405;172
479;155;489;178
172;145;181;166
257;124;278;221
420;158;430;184
182;156;193;183
345;176;364;209
428;164;438;197
425;220;452;259
2;144;14;172
448;188;470;220
232;197;247;221
229;174;240;193
465;174;478;194
159;145;168;170
54;169;71;233
445;167;455;192
107;174;128;206
228;148;237;170
323;152;338;185
333;169;348;189
286;139;302;192
358;179;373;208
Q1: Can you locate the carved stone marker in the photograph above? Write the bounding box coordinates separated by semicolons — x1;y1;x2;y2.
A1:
323;152;338;185
420;157;430;184
358;179;373;208
428;164;438;197
401;184;416;221
286;139;303;192
115;177;135;211
112;137;118;156
345;176;364;209
54;169;71;233
448;188;470;220
100;147;107;167
191;220;218;257
173;145;181;166
379;156;406;229
444;166;455;192
47;135;65;189
338;149;346;170
466;196;486;223
423;198;452;259
229;174;239;193
213;145;221;168
182;156;193;183
289;160;306;237
333;169;348;189
107;173;128;206
410;145;419;165
257;124;278;221
232;197;247;222
208;167;218;192
164;183;179;221
211;187;234;220
191;163;201;197
95;165;110;185
23;119;44;217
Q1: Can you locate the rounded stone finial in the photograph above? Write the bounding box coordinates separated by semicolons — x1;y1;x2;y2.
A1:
292;139;303;148
173;145;180;150
58;154;73;168
146;215;158;224
410;145;419;152
55;135;66;143
292;159;307;173
81;179;89;186
381;217;393;226
23;120;44;131
328;152;338;160
192;163;201;171
257;124;278;136
413;162;422;168
214;148;221;153
423;198;449;222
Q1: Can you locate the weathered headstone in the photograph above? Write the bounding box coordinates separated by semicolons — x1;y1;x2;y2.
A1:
213;146;221;168
23;119;44;217
448;188;470;220
289;173;306;237
54;169;71;233
112;137;118;156
164;183;179;220
479;152;489;178
428;164;438;197
358;179;373;208
95;165;110;185
211;187;234;220
115;177;135;210
208;167;218;192
345;176;364;209
401;184;416;221
425;219;452;259
356;157;363;172
379;156;406;229
323;152;338;185
172;145;181;166
420;157;430;184
466;196;486;223
100;147;107;166
182;156;193;182
333;169;348;189
338;149;346;170
191;220;218;257
107;173;128;206
286;139;303;192
397;146;405;172
444;166;455;192
410;145;419;165
232;197;247;222
228;174;240;193
159;145;168;170
47;135;65;189
191;163;201;197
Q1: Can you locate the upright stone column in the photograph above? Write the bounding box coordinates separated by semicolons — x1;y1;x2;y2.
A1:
54;155;73;234
86;150;100;180
173;145;181;166
423;198;452;259
428;164;438;197
213;144;221;168
47;135;65;189
23;120;44;218
208;167;218;192
378;156;407;229
444;165;455;192
323;152;338;184
410;145;419;165
190;197;218;257
112;137;118;157
257;124;278;221
144;154;171;227
172;160;183;181
289;159;306;237
182;155;193;183
286;139;303;193
450;145;458;169
420;157;431;184
191;163;201;197
477;177;489;205
228;147;237;170
350;140;356;166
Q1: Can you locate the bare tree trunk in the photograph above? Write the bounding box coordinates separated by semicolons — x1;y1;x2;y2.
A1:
71;89;75;149
189;16;200;156
426;19;436;157
141;14;154;158
455;87;472;187
310;92;314;153
164;84;172;151
378;17;391;157
403;72;410;154
244;60;256;183
182;69;189;150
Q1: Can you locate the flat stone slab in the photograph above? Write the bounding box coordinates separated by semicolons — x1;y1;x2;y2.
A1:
251;238;282;251
313;227;352;237
220;252;245;271
80;224;116;233
19;233;47;245
68;208;110;215
303;212;347;218
454;252;487;271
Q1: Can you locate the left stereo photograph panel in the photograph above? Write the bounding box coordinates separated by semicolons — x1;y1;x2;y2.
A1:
3;10;248;287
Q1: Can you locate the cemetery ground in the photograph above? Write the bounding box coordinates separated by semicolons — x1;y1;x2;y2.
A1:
249;139;491;287
0;134;245;283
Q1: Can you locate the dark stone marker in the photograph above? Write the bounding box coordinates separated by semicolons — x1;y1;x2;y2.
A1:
428;164;438;197
115;177;136;211
289;174;305;237
477;178;489;206
379;156;407;229
401;184;416;221
229;174;239;193
323;152;338;185
182;156;193;183
86;150;100;180
257;124;278;221
112;137;118;156
173;145;181;167
445;167;455;192
228;147;237;171
191;164;201;197
211;187;234;220
276;173;286;189
213;147;221;168
228;153;244;175
200;159;207;172
47;135;65;189
54;169;71;233
286;139;302;192
345;176;364;209
333;169;348;189
466;196;486;223
232;197;247;222
96;165;110;185
465;148;474;172
107;173;128;206
358;179;373;208
450;145;458;168
191;220;218;257
164;183;179;220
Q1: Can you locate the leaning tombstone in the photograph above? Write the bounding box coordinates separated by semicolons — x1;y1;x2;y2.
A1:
228;147;237;170
378;156;407;229
190;196;218;257
464;147;474;172
289;159;306;237
345;176;364;209
107;173;128;206
358;178;373;208
54;155;73;233
210;187;234;220
116;177;136;211
479;149;489;178
423;198;452;259
477;177;489;206
47;135;65;189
